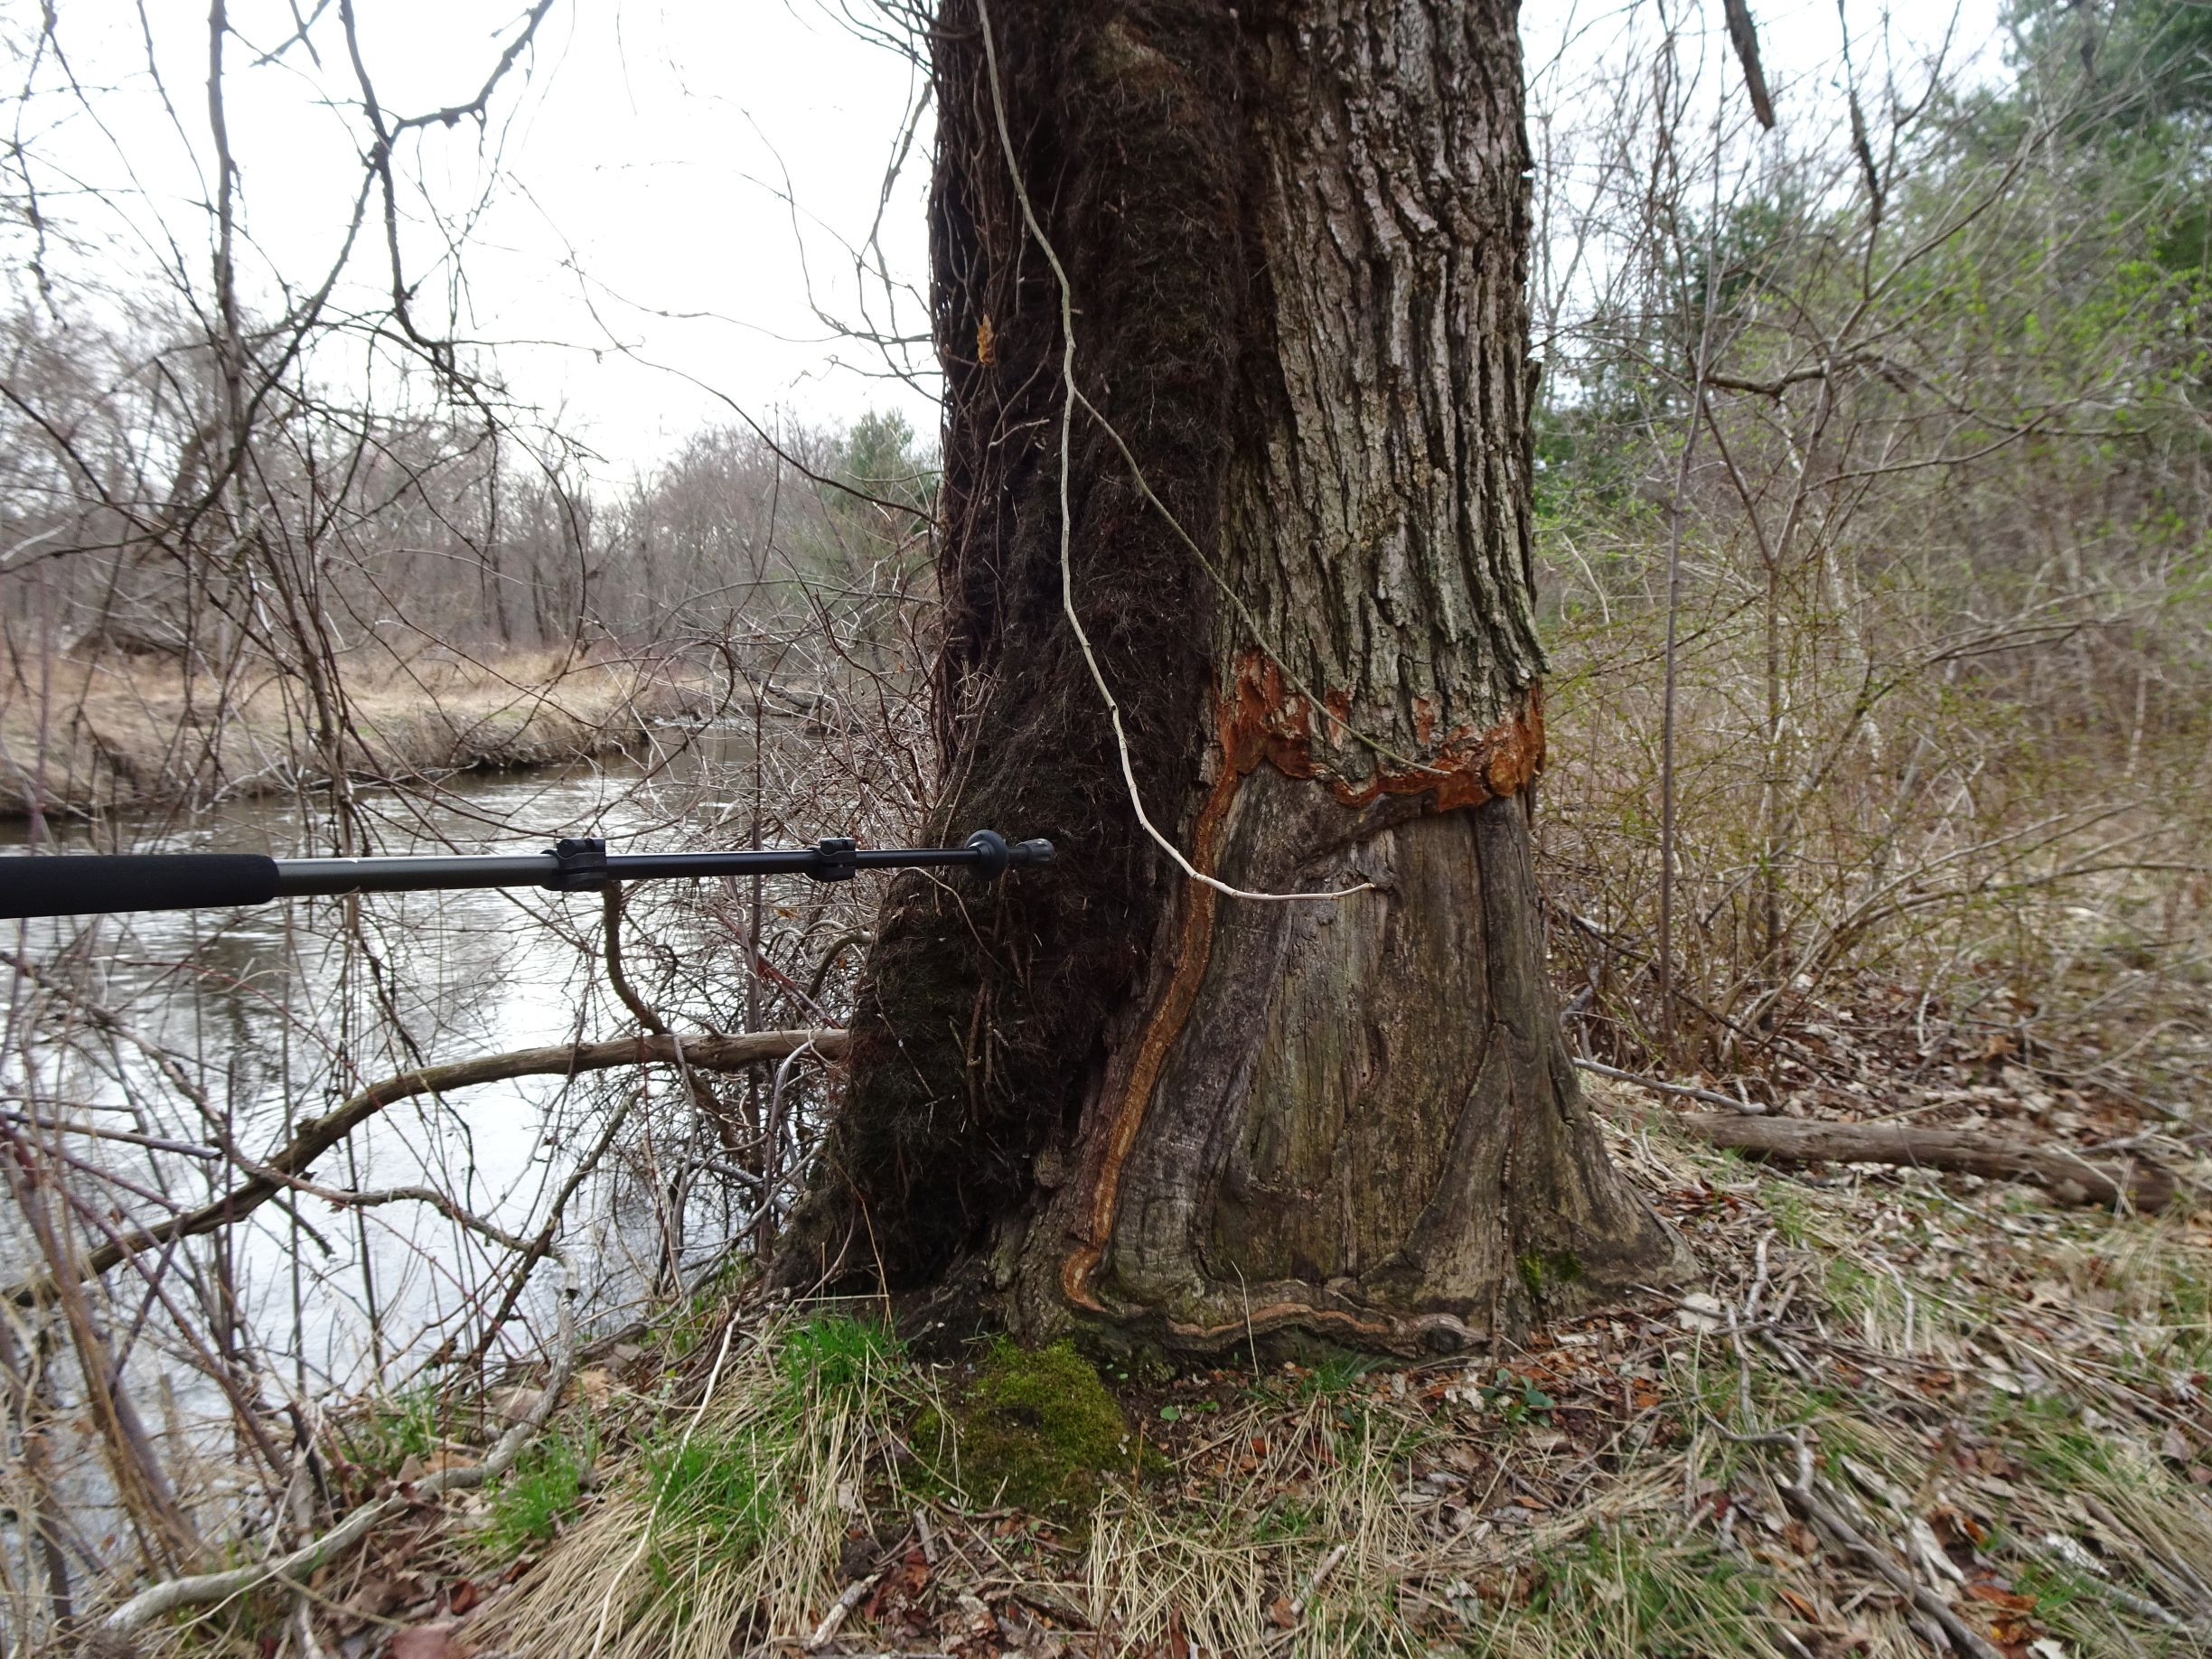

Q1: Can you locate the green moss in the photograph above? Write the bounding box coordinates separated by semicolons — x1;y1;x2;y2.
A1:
1517;1249;1585;1299
928;1339;1139;1514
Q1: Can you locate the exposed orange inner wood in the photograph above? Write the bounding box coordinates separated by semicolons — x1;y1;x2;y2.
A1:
1230;651;1547;811
1059;727;1240;1309
1060;653;1544;1311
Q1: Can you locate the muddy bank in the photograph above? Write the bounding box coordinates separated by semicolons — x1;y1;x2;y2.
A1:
0;650;720;819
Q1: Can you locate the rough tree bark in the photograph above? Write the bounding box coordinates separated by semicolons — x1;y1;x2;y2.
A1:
776;0;1686;1354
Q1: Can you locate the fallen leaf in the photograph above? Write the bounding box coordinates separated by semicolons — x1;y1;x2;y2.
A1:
1675;1292;1728;1334
388;1626;461;1659
1931;1504;1990;1551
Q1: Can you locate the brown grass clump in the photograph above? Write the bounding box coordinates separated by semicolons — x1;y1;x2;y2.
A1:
468;1308;931;1659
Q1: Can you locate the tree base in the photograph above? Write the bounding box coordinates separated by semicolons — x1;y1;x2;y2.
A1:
999;786;1690;1355
773;0;1691;1353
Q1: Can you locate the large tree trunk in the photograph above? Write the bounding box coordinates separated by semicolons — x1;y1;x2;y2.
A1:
776;0;1685;1354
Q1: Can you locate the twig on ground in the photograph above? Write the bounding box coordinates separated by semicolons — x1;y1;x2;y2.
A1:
1783;1469;2006;1659
1298;1542;1348;1617
1575;1057;1767;1112
104;1247;580;1631
807;1570;883;1650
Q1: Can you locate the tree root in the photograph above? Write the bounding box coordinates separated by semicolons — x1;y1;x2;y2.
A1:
1672;1111;2181;1212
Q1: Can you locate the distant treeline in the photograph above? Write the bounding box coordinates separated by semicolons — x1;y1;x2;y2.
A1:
0;323;935;669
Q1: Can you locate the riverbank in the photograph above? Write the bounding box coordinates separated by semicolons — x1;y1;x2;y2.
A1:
0;647;717;820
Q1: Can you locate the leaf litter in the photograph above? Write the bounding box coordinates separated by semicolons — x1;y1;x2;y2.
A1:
150;1034;2211;1659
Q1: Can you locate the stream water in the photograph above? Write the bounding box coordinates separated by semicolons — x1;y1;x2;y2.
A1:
1;735;765;1410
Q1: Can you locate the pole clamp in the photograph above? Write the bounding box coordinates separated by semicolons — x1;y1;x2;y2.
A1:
547;837;610;891
811;837;858;882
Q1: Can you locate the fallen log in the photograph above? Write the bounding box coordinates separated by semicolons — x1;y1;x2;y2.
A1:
1672;1111;2180;1212
5;1027;848;1308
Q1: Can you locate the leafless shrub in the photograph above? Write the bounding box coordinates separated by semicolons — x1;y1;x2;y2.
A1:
1527;5;2210;1111
0;5;944;1642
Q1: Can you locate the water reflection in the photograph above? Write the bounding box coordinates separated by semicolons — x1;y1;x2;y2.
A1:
1;735;764;1390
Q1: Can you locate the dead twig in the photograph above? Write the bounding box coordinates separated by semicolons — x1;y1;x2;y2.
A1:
807;1570;883;1650
1575;1057;1766;1113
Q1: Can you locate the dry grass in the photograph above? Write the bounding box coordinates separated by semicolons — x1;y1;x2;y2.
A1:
219;1084;2212;1659
472;1307;935;1659
0;644;711;818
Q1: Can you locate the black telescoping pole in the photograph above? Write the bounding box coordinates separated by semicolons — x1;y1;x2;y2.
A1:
0;830;1054;921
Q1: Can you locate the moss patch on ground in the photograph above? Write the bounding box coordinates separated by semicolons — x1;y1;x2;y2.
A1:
929;1338;1141;1514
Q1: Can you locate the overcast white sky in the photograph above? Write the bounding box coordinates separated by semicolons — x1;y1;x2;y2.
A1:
9;0;2001;475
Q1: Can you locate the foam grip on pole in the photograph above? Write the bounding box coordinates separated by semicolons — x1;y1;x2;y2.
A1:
0;854;282;919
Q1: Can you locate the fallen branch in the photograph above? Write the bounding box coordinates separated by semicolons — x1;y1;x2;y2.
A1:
5;1028;848;1308
1784;1470;2005;1659
808;1570;882;1650
1672;1111;2179;1212
1574;1057;1765;1113
105;1250;581;1632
